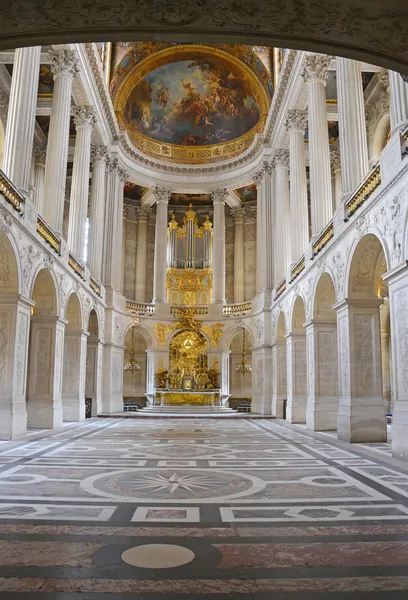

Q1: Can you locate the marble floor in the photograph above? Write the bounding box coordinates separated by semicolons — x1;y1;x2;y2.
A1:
0;417;408;598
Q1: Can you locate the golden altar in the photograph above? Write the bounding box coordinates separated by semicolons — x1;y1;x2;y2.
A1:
154;390;221;406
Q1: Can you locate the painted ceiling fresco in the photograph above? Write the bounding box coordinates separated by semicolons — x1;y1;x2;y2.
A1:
233;183;257;202
123;182;149;202
123;55;260;147
170;193;212;205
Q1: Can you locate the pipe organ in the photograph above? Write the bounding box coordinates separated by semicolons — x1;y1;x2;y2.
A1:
166;204;213;305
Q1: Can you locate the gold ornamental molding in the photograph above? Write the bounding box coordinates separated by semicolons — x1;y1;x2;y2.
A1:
114;45;269;164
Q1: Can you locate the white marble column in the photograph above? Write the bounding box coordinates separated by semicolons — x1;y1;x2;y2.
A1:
284;109;309;262
67;105;97;259
253;168;265;293
273;150;290;282
211;188;228;304
32;143;47;215
2;46;41;196
88;145;108;281
43;49;80;233
231;207;245;303
135;206;151;302
301;54;333;235
389;70;408;134
152;186;170;303
336;57;369;198
335;298;386;443
330;149;342;209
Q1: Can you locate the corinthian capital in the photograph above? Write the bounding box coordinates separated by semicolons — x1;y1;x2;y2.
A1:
230;207;245;223
301;54;332;84
137;205;152;221
283;109;307;133
72;105;97;129
211;188;229;204
273;149;290;168
91;145;108;165
49;48;80;79
117;165;129;183
0;93;8;121
34;142;47;164
253;167;265;186
153;186;170;203
330;149;341;172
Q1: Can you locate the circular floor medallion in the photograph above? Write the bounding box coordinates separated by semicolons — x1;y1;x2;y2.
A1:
121;544;195;569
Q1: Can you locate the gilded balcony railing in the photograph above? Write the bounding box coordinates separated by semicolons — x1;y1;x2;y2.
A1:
290;255;305;282
68;252;85;279
275;278;286;300
344;163;381;220
0;169;24;213
312;220;334;258
171;305;209;317
223;302;252;316
90;277;101;296
36;216;61;254
126;300;155;316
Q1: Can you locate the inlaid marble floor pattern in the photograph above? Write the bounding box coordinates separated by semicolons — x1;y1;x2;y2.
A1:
0;417;408;598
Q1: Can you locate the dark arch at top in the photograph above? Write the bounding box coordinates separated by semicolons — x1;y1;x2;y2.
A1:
1;0;408;74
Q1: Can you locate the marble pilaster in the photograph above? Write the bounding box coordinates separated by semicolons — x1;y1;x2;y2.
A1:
211;188;228;304
67;105;97;260
152;187;170;303
305;320;339;431
62;330;88;422
230;207;245;302
253;168;266;294
2;46;41;197
301;54;333;236
135;206;151;302
336;57;369;198
284;109;309;262
335;298;386;443
32;143;47;215
271;341;287;418
87;145;108;281
114;165;128;293
102;158;119;288
286;332;307;423
273;150;290;282
43;49;80;233
389;70;408;134
330;149;342;209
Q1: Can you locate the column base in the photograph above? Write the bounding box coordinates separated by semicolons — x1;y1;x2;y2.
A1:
251;396;273;415
337;397;386;443
271;395;285;418
286;396;306;423
0;402;27;440
27;397;63;430
392;402;408;459
62;396;86;422
306;397;338;431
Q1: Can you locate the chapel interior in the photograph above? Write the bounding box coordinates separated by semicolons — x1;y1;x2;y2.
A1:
1;9;408;596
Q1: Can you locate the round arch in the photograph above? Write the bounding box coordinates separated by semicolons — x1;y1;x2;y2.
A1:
0;230;20;295
371;113;391;161
222;323;254;351
290;295;307;334
2;3;408;74
312;271;337;321
31;267;58;316
346;232;390;299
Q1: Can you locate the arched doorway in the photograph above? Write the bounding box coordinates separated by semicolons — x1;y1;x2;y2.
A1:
62;293;86;422
0;231;30;439
27;268;62;429
123;326;147;404
229;328;252;407
307;272;338;431
272;311;287;418
287;296;307;423
337;233;388;442
85;309;102;417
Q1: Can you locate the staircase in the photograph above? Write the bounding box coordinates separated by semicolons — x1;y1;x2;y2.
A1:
139;405;236;416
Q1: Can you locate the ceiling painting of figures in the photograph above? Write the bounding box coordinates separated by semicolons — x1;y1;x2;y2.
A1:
123;55;260;147
233;183;257;202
